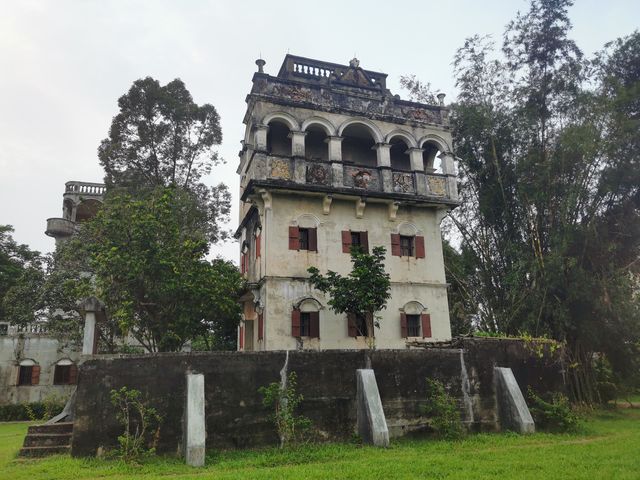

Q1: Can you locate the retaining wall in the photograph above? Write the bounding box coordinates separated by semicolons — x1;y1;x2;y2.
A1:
71;339;565;456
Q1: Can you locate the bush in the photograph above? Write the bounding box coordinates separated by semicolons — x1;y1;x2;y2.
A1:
423;378;464;440
527;388;581;432
259;372;312;448
110;386;162;462
0;396;67;422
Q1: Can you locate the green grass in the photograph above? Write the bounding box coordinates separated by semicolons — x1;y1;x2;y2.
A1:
1;409;639;479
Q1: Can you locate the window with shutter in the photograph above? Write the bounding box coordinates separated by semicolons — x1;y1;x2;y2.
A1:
341;230;352;253
291;309;301;337
31;365;40;385
390;233;401;256
309;312;320;338
400;313;408;338
421;313;432;338
400;235;414;256
407;314;421;336
18;366;33;386
54;365;71;385
288;226;300;250
415;235;425;258
307;228;318;252
299;312;311;336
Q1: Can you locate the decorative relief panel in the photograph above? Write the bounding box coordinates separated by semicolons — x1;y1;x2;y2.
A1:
392;172;414;193
343;167;379;191
306;163;330;185
269;158;291;180
427;175;447;196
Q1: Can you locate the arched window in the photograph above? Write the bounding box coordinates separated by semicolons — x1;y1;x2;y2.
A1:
291;298;321;338
267;120;292;156
75;199;102;223
389;137;411;171
54;359;78;385
399;302;432;339
18;359;39;386
341;123;377;168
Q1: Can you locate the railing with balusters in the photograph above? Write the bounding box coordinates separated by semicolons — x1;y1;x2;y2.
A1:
65;181;106;196
293;62;334;78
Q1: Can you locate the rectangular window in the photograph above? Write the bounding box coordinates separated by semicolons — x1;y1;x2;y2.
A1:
351;232;361;248
54;365;71;385
300;312;311;336
18;366;33;386
343;231;369;253
400;235;414;257
355;314;368;337
0;323;8;336
406;314;421;337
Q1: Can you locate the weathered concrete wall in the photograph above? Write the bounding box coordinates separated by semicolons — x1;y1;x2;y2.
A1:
0;335;80;405
71;342;565;456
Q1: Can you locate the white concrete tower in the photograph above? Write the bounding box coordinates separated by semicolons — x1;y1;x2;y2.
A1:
235;55;459;351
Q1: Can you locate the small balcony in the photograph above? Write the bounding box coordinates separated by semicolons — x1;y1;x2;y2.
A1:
45;217;76;238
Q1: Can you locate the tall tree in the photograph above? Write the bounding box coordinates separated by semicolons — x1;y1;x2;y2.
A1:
81;187;243;352
404;1;640;402
98;77;231;243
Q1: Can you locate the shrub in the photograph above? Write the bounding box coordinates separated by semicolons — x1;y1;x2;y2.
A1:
0;396;67;422
259;372;312;448
423;378;464;440
527;388;581;432
109;386;162;462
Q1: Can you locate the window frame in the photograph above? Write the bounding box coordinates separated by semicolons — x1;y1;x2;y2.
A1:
18;366;33;386
406;314;421;337
400;235;414;257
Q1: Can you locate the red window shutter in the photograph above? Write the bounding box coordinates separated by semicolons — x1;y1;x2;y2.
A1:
361;231;369;253
31;365;40;385
341;230;352;253
239;325;244;350
391;233;401;256
255;233;261;258
309;311;320;338
257;313;264;340
421;314;432;338
291;309;301;337
308;228;318;252
415;235;425;258
400;313;408;338
347;313;357;337
69;364;78;385
288;226;300;250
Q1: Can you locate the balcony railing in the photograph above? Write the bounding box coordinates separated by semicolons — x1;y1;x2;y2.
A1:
65;181;106;196
252;154;454;200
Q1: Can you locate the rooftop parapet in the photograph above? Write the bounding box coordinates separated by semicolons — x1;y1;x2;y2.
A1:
248;55;449;128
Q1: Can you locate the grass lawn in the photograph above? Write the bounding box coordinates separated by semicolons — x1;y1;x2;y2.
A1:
1;409;639;479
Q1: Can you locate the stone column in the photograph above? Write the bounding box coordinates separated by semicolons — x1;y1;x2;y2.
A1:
254;124;269;152
326;136;343;162
408;148;427;195
440;153;458;200
374;143;393;193
80;296;104;355
289;131;307;158
327;137;344;188
183;373;206;466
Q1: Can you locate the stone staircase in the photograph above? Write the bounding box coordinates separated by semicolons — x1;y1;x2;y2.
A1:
19;422;73;457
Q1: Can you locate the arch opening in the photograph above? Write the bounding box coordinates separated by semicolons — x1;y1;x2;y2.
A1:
305;125;328;161
75;199;102;223
341;123;377;168
422;141;443;173
390;137;411;171
267;120;291;156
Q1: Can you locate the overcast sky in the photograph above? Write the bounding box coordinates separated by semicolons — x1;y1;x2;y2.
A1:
1;0;638;263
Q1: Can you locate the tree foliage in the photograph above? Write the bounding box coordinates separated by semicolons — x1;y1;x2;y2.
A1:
404;0;640;402
308;246;391;344
80;187;243;352
98;76;231;243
